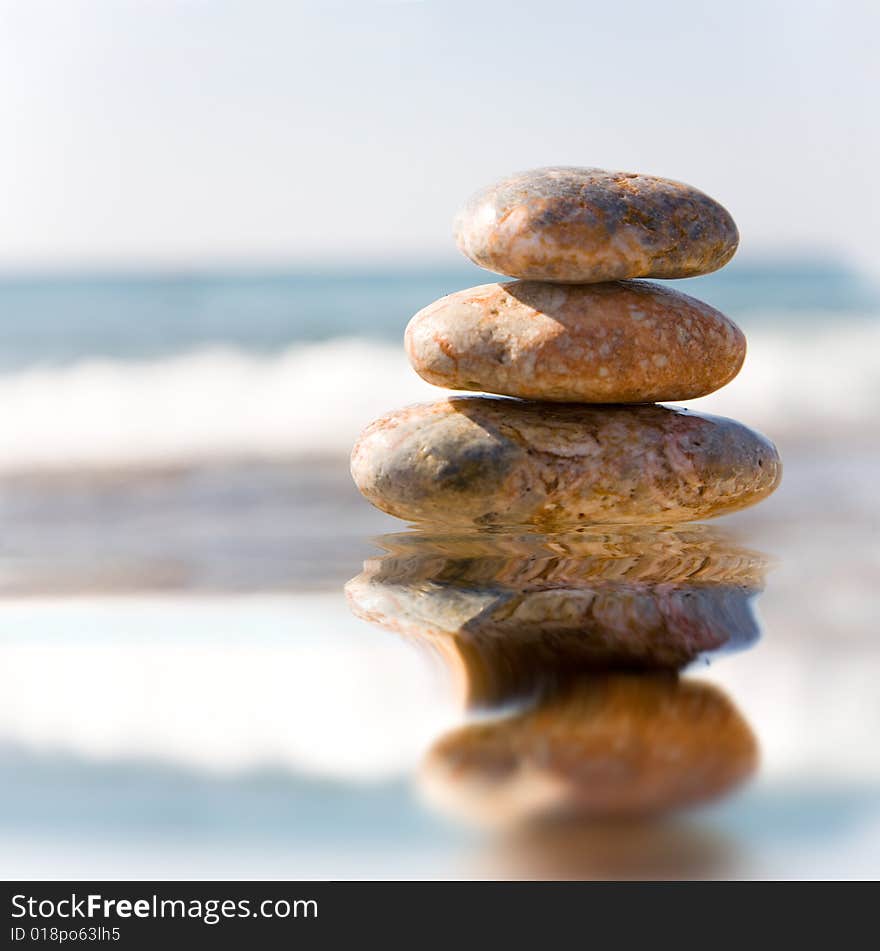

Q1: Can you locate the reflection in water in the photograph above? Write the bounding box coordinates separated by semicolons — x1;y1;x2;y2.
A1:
480;817;738;881
346;525;766;706
346;523;767;874
421;674;757;826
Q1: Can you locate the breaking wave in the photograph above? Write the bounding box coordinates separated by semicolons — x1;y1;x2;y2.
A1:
0;323;876;472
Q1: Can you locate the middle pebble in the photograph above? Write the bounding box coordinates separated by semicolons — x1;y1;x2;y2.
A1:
406;280;745;403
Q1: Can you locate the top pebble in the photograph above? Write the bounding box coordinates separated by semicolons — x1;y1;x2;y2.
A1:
455;167;739;284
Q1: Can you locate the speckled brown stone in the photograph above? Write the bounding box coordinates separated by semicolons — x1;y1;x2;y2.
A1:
350;398;781;529
455;167;739;283
405;280;745;402
420;674;757;824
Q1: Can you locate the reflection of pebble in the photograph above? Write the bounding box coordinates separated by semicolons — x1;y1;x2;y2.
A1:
454;167;739;283
347;576;761;699
484;819;734;881
371;524;768;587
346;527;766;701
351;398;781;528
421;675;757;825
406;280;745;403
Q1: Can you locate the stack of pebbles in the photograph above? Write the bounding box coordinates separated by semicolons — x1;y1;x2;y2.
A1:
352;167;781;531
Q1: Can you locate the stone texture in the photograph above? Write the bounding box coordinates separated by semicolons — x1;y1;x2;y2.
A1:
405;280;745;402
455;167;739;283
350;398;781;529
420;674;757;824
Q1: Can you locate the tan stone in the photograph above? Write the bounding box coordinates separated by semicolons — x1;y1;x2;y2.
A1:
455;167;739;283
421;674;757;824
350;398;781;529
406;279;745;402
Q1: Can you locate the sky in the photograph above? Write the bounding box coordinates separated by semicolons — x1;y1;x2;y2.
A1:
0;0;877;271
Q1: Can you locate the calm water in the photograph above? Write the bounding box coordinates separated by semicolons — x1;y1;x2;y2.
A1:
2;499;879;879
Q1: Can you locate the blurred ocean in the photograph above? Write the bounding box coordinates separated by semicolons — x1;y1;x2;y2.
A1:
0;257;875;366
0;257;876;471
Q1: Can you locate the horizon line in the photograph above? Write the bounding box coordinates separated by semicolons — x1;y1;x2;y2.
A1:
0;249;866;283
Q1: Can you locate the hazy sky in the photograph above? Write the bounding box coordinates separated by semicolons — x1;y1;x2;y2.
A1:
0;0;877;270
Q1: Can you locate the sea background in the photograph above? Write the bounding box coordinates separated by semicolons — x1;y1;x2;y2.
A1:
0;257;877;472
1;258;879;879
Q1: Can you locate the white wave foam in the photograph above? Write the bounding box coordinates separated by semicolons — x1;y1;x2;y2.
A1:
0;338;437;471
681;321;880;441
0;325;875;471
